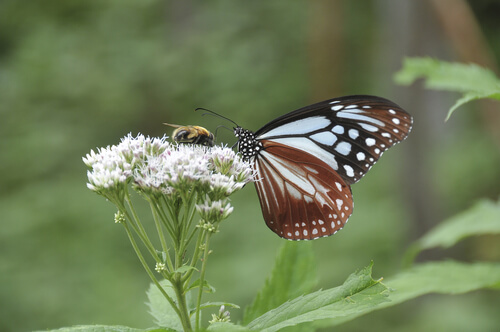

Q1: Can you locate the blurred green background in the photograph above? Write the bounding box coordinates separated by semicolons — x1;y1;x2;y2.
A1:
1;1;500;331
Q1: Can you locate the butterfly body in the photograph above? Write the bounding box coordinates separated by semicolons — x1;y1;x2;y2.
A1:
235;95;412;240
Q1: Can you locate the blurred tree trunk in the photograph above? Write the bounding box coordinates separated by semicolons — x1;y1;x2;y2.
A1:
428;0;500;148
429;0;500;261
307;0;345;101
374;0;449;239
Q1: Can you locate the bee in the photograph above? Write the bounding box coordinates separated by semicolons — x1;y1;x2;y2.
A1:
164;123;215;147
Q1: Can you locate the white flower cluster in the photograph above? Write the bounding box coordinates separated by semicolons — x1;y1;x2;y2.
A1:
209;305;231;324
83;134;170;194
83;133;254;217
196;196;234;224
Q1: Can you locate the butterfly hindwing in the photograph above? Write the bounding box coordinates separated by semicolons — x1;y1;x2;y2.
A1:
254;140;353;240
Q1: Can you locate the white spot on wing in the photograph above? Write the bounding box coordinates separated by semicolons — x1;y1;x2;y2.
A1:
336;199;343;210
332;125;344;134
356;152;365;161
268;137;339;170
337;112;385;126
343;165;354;177
359;123;379;132
335;141;351;155
348;129;359;139
262;152;316;195
366;138;376;146
258;116;330;139
310;131;338;145
286;183;302;200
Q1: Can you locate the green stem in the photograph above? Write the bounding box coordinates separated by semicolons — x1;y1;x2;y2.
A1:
195;230;212;330
150;201;168;253
182;225;205;285
155;199;176;240
125;193;152;242
150;201;174;272
172;276;192;331
117;202;158;262
121;222;189;330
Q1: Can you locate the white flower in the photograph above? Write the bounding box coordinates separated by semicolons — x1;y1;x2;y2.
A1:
117;133;170;170
84;133;253;201
209;146;255;183
209;305;231;324
114;211;126;224
83;145;129;193
155;262;167;273
196;197;234;223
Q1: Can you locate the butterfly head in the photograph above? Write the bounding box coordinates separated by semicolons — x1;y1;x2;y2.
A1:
234;127;262;161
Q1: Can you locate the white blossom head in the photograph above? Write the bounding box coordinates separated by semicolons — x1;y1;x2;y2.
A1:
84;133;253;203
196;196;234;223
83;134;170;201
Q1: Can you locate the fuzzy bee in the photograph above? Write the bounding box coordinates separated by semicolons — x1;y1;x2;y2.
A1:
164;123;215;147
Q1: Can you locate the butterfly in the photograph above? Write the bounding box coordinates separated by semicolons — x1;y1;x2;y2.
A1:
233;95;412;240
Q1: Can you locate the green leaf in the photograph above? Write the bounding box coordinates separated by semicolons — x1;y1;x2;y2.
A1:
446;90;500;121
394;57;500;120
242;241;318;326
404;200;500;266
382;261;500;307
187;278;216;293
246;264;389;332
394;57;500;92
173;265;198;274
34;326;172;332
199;302;240;310
315;261;500;329
207;322;251;332
146;280;194;331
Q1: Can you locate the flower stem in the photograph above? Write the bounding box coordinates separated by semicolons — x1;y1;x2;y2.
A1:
182;226;205;285
121;222;188;329
150;201;174;272
172;276;192;332
195;230;212;330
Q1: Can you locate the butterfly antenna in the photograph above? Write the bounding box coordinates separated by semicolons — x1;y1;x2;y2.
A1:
214;124;232;138
195;107;239;127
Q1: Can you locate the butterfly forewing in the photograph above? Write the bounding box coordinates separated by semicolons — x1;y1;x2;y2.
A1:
256;95;412;185
254;141;353;240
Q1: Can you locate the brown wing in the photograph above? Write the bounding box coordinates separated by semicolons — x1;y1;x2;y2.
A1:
254;140;353;240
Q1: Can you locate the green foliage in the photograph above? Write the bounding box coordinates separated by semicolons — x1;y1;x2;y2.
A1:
146;280;194;331
384;261;500;304
242;242;317;326
207;323;251;332
404;200;500;265
35;326;170;332
245;263;388;332
3;2;500;331
394;57;500;120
